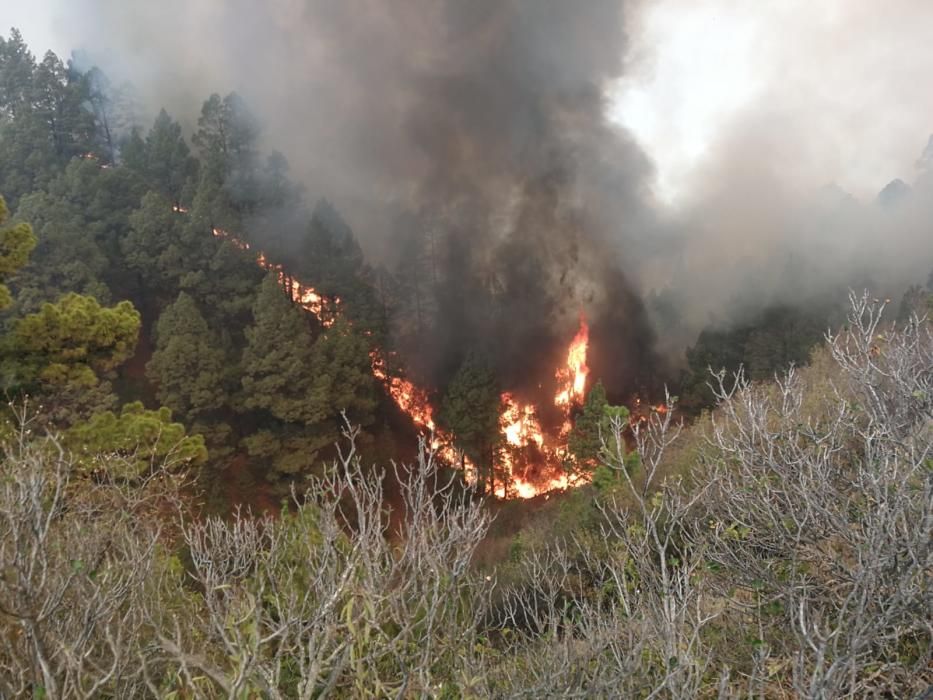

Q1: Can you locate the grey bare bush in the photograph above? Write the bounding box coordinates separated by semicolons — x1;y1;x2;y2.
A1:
699;291;932;697
1;291;929;698
484;393;722;699
0;410;178;699
148;424;492;698
481;291;931;698
1;417;492;698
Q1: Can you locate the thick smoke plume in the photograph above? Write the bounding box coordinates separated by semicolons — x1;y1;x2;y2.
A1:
14;0;933;396
615;0;933;352
35;0;666;401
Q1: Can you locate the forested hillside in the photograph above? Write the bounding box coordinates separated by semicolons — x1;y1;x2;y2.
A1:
0;26;931;698
0;29;398;506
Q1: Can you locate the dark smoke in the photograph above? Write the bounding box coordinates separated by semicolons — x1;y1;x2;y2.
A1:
364;1;665;397
46;0;666;399
15;1;933;400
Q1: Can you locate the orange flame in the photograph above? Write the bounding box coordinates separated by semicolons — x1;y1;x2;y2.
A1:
501;394;545;449
369;350;472;478
211;228;338;326
212;227;251;252
488;315;592;499
370;351;436;432
201;207;590;499
554;315;589;408
496;394;548;498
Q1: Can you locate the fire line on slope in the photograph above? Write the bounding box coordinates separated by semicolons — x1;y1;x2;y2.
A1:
208;218;590;498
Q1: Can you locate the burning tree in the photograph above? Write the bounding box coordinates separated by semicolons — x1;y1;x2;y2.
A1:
205;212;601;498
439;352;502;493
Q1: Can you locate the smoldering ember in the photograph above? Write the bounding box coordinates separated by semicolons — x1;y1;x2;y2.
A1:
0;2;931;697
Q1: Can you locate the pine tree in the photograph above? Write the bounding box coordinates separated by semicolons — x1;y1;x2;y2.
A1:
143;109;198;205
567;381;609;471
299;200;365;291
82;67;120;163
122;191;187;297
8;292;140;390
2;292;140;426
392;219;438;343
440;352;501;491
0;31;49;205
567;382;640;490
0;29;36;119
298;200;385;336
29;52;95;163
241;426;334;479
147;292;229;421
0;194;36;310
241;275;327;425
308;317;377;427
66;401;207;479
192;92;259;203
183;235;263;321
240;276;377;481
13;181;113;312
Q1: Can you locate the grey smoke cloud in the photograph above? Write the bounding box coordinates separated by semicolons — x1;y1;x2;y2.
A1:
10;1;933;383
23;0;662;396
633;88;933;354
612;0;933;349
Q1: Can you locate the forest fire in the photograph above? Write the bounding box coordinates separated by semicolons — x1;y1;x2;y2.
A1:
370;353;436;431
206;220;588;499
212;227;250;251
369;351;473;477
371;319;591;499
492;316;592;498
554;316;590;408
369;317;593;499
212;227;334;325
207;224;470;469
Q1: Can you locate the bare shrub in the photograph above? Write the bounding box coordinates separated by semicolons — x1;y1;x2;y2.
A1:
150;423;492;698
699;291;932;696
486;393;725;698
0;411;180;699
485;291;931;698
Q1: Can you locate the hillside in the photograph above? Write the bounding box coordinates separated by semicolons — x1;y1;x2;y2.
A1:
0;24;931;699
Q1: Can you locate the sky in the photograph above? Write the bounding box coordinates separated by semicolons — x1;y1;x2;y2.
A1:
4;1;933;353
611;0;933;204
4;7;65;57
8;1;933;207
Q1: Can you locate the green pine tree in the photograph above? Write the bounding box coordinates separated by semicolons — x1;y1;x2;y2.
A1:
297;200;385;337
567;381;609;472
142;109;198;205
66;401;207;480
1;291;139;427
123;191;189;297
309;316;378;426
13;182;113;312
147;292;230;421
241;275;327;425
568;382;641;490
0;194;36;310
440;352;501;492
9;292;139;390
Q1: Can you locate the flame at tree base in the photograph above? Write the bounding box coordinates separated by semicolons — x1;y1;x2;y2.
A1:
208;218;590;499
489;315;592;498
